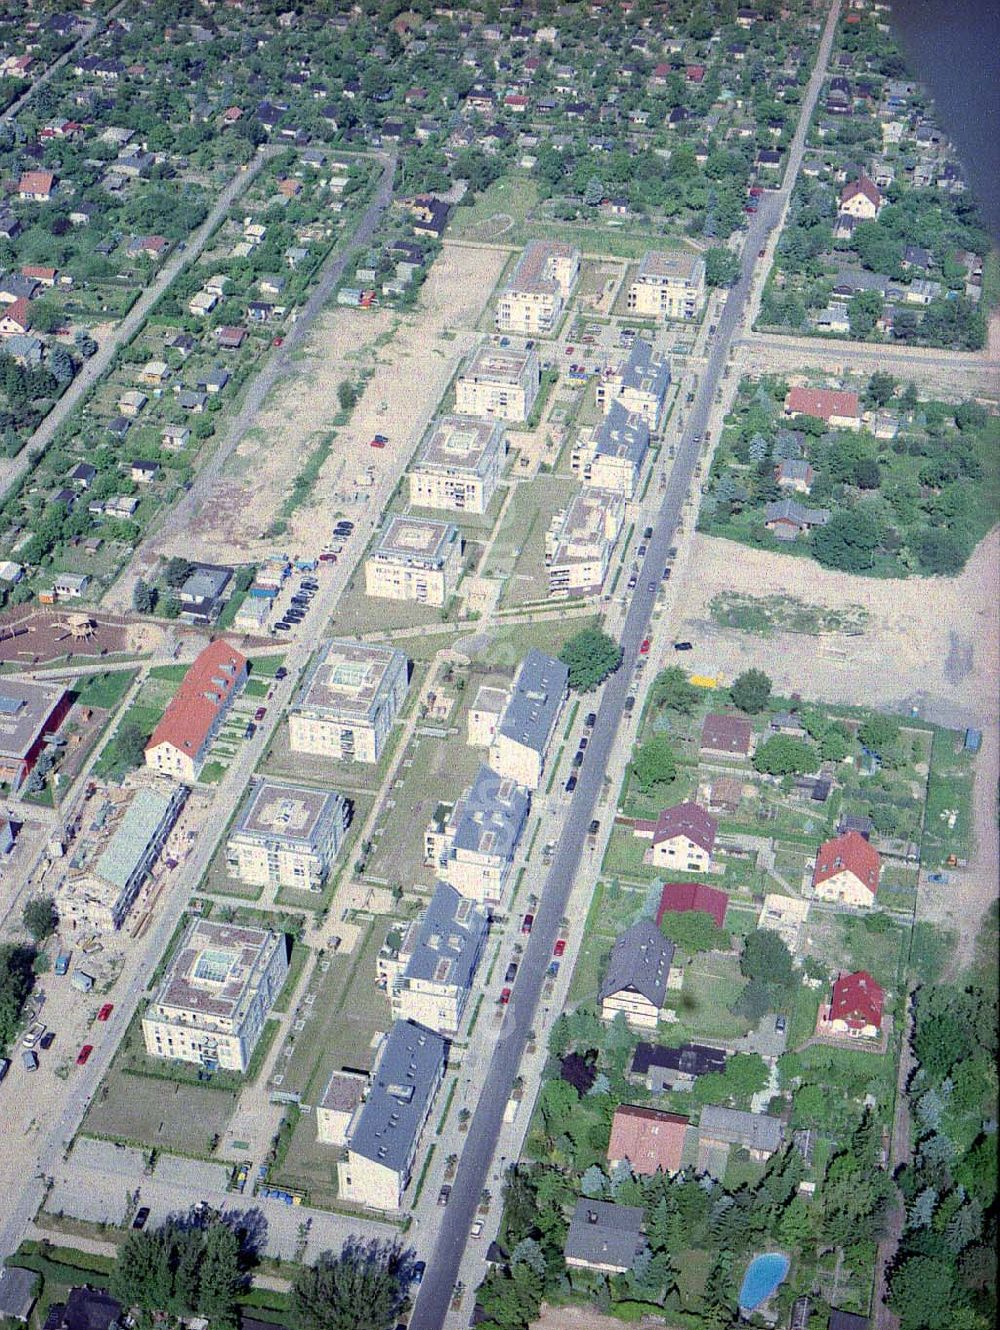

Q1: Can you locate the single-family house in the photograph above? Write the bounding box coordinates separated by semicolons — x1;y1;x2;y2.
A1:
215;326;246;350
17;171;56;202
775;459;814;493
633;802;718;873
118;390;148;418
700;713;753;757
765;499;831;540
608;1105;689;1176
824;970;884;1038
839;174;882;219
812;830;880;906
130;460;160;485
564;1200;647;1275
599;920;674;1029
630;1042;726;1094
656;881;729;930
0;299;32;337
785;387;861;430
698;1105;784;1161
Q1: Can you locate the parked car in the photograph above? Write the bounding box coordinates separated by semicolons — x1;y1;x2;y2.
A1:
662;567;671;580
272;336;284;347
40;1031;56;1050
643;526;654;540
584;712;597;729
624;695;636;713
0;1058;10;1083
553;939;567;957
132;1207;151;1230
565;774;577;793
22;1050;38;1072
572;750;584;767
369;437;386;448
254;707;267;721
76;1045;93;1066
470;1220;485;1239
97;1003;114;1022
318;552;336;563
627;574;637;590
673;641;693;651
438;1185;451;1206
639;638;650;655
504;961;518;984
648;581;656;593
521;913;534;934
499;987;512;1005
274;667;288;680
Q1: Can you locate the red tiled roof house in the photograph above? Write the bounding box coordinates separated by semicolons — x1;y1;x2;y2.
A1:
839;173;882;220
825;970;884;1038
608;1105;689;1176
657;881;729;930
784;386;861;431
633;801;717;872
812;830;880;907
700;712;753;757
17;170;56;202
145;640;248;783
0;297;32;337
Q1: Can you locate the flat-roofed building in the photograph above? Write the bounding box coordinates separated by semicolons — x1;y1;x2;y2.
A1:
455;342;540;423
0;681;72;793
490;649;568;789
627;250;706;320
145;640;247;783
596;341;671;430
338;1020;447;1211
58;781;187;933
545;487;625;598
410;415;506;515
388;882;489;1034
316;1069;366;1146
467;684;510;748
425;765;530;906
496;240;580;334
226;778;350;892
364;514;462;608
572;403;650;498
289;639;408;764
142;920;289;1072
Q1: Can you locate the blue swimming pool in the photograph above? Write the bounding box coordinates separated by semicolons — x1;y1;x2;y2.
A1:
739;1252;790;1311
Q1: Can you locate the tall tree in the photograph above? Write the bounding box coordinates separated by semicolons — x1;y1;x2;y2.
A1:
197;1222;242;1328
290;1239;411;1330
22;895;58;943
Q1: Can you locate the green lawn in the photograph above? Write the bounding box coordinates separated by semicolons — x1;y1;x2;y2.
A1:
72;670;136;710
448;173;541;240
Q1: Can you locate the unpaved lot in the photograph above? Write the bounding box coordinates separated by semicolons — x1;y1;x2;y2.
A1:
667;528;999;961
153;245;510;565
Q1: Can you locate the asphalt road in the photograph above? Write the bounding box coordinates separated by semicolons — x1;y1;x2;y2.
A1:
410;196;783;1330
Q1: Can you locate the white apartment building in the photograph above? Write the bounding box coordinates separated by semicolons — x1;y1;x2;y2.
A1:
467;684;510;747
409;414;506;515
627;250;706;321
425;765;530;907
385;882;489;1035
454;342;541;423
489;649;568;790
596;340;671;430
364;514;462;608
289;639;409;764
142;920;289;1072
226;778;350;892
571;402;650;499
545;487;626;598
496;240;580;335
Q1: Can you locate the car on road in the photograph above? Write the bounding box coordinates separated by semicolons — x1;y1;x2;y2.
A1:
553;939;567;957
438;1185;451;1206
132;1207;151;1230
627;573;637;590
275;667;288;680
499;987;511;1005
76;1045;93;1066
648;581;656;593
639;638;650;655
40;1031;56;1050
758;248;766;258
521;913;534;934
97;1004;114;1022
470;1220;485;1239
504;961;518;984
254;707;267;721
564;774;577;793
412;1261;426;1286
584;712;597;728
673;641;693;651
547;961;560;978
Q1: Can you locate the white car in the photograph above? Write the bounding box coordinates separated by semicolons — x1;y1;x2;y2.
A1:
470;1219;485;1239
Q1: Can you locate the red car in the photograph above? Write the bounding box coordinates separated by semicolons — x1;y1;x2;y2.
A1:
500;988;512;1005
749;186;764;197
553;939;567;957
319;552;337;562
272;336;284;347
254;707;267;721
521;913;534;934
639;638;651;655
564;345;574;355
97;1003;114;1022
76;1045;93;1066
370;438;386;448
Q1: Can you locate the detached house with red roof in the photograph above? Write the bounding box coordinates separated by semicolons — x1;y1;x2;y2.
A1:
145;640;248;783
634;801;717;872
0;298;32;338
785;386;861;431
824;970;885;1039
608;1105;689;1177
839;173;882;221
657;881;729;930
812;830;880;907
17;171;56;202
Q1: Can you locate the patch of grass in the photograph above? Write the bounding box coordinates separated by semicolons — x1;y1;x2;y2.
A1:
73;670;137;710
709;592;868;637
271;942;310;1015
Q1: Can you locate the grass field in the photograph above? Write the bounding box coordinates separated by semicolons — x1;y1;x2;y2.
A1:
72;670;136;710
84;1066;238;1157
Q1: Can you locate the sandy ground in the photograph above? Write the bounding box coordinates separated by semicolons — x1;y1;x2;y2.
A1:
157;245;510;564
532;1306;671;1330
668;528;999;962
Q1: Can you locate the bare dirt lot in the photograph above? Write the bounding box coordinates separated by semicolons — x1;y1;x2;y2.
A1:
0;608;162;666
150;245;510;566
668;528;999;961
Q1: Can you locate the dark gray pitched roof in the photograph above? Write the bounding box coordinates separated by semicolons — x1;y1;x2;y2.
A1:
564;1198;646;1269
599;919;674;1008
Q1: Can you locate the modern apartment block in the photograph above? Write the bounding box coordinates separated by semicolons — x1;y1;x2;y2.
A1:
596;340;671;430
226;778;350;892
454;341;540;423
467;684;510;748
627;250;706;321
142;920;289;1072
571;402;650;499
338;1020;447;1211
289;639;409;764
425;764;530;906
496;240;580;335
489;649;568;790
364;514;462;608
545;487;626;598
385;882;489;1034
409;414;506;515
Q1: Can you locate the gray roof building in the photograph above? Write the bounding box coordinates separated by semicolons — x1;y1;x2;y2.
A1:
599;919;674;1009
593;401;650;468
0;1267;39;1322
618;338;671;400
452;764;530;864
347;1019;447;1174
698;1105;785;1154
564;1198;647;1273
497;649;568;755
401;882;489;993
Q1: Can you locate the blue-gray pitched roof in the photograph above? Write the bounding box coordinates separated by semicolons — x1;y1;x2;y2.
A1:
498;649;568;754
594;401;649;466
452;764;529;863
403;882;488;991
599;919;674;1008
349;1020;447;1172
619;340;671;400
565;1198;646;1269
